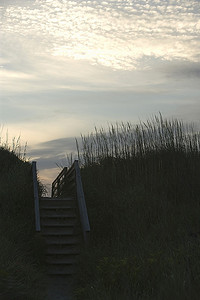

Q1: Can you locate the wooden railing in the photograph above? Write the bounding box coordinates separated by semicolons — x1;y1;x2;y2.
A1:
52;167;68;198
52;160;90;245
32;161;41;232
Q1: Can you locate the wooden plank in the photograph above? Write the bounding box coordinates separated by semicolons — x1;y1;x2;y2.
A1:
74;160;90;245
32;161;41;232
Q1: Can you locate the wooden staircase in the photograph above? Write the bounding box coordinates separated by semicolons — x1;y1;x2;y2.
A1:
32;161;90;278
40;196;82;276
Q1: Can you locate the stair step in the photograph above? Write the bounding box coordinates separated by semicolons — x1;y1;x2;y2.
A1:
41;197;74;201
40;212;77;218
41;218;77;227
40;199;75;208
40;207;76;214
47;264;77;275
46;245;80;255
44;235;81;245
41;219;76;228
41;217;77;224
46;255;78;265
40;204;76;210
41;227;76;235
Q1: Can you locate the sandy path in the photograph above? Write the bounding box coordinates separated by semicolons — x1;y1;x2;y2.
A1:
45;277;75;300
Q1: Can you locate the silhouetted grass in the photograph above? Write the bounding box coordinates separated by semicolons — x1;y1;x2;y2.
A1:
0;142;46;299
74;114;200;299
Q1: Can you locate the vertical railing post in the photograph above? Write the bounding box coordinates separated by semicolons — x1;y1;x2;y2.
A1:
32;161;41;232
57;178;60;197
74;160;90;246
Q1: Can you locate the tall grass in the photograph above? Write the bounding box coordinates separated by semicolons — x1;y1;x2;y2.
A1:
74;114;200;299
0;139;46;299
0;130;27;161
79;114;199;166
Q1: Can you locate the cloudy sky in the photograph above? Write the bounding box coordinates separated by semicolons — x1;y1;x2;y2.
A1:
0;0;200;190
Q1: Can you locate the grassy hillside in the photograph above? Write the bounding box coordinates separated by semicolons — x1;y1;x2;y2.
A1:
1;115;200;299
75;115;200;299
0;146;46;300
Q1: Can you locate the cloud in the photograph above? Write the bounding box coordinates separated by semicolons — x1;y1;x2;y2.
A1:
28;136;79;171
162;62;200;79
174;100;200;126
1;0;200;188
1;84;199;141
1;0;200;73
28;136;85;194
1;0;200;100
27;136;78;194
30;137;78;157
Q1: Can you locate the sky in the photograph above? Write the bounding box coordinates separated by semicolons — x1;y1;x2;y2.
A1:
0;0;200;191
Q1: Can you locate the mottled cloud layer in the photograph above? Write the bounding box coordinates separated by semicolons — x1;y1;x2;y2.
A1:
1;0;200;72
1;0;199;94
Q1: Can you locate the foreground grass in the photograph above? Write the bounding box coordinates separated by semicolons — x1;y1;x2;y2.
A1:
0;147;46;299
75;115;200;299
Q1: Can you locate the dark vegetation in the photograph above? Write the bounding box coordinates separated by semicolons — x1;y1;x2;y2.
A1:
1;114;200;299
75;115;200;299
0;144;46;299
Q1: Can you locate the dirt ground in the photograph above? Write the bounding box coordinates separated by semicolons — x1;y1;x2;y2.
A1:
45;277;75;300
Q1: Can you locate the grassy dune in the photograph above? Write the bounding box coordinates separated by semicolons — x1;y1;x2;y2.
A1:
0;146;46;300
75;115;200;299
1;115;200;299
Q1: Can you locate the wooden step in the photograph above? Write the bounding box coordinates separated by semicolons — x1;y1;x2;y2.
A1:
43;235;81;245
41;222;77;229
41;197;74;201
41;216;77;223
41;217;77;226
47;264;77;275
46;245;80;255
40;198;75;208
41;226;76;235
40;203;75;209
40;211;77;218
46;255;78;265
40;207;76;215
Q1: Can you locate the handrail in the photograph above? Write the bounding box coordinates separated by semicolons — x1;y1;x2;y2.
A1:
32;161;41;232
52;167;68;197
74;160;90;245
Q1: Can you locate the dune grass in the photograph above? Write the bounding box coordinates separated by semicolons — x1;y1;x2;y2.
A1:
1;116;200;299
0;142;46;299
74;114;200;299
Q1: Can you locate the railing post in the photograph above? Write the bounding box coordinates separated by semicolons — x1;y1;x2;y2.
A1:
32;161;41;232
74;160;90;246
